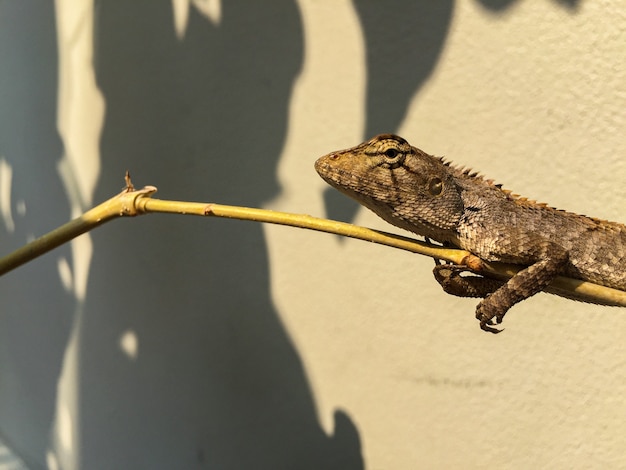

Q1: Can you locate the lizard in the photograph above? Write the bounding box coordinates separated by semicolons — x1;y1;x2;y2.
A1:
314;134;626;333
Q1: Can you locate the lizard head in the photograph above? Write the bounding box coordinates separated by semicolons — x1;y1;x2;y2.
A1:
315;134;464;241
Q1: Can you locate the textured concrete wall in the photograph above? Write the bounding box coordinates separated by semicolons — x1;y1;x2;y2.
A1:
0;1;624;468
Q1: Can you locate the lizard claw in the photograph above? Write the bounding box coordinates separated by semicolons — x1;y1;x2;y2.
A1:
476;306;504;333
480;321;503;334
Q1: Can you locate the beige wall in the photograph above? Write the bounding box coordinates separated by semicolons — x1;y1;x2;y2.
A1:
276;1;626;467
0;1;625;468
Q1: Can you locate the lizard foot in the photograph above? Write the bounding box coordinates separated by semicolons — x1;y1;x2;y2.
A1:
476;304;504;334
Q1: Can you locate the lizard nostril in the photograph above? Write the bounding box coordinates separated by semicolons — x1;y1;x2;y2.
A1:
329;153;339;160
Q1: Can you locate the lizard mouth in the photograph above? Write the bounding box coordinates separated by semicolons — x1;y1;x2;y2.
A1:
314;156;362;193
314;155;341;185
314;157;395;215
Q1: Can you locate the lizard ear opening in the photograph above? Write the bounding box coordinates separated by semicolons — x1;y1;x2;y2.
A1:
428;177;443;196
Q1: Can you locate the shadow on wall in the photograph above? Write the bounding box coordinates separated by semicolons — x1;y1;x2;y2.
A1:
354;0;580;140
82;1;362;469
324;0;582;225
477;0;579;11
354;0;454;139
323;0;454;225
0;0;74;466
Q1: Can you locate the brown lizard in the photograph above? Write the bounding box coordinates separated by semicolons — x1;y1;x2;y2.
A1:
315;134;626;333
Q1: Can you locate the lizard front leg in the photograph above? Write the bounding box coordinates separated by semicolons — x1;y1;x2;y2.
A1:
475;246;569;333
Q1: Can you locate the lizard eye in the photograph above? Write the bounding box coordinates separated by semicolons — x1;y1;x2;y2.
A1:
428;177;443;196
384;148;399;159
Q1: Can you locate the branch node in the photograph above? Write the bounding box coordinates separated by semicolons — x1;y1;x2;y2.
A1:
120;185;158;216
464;254;484;272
